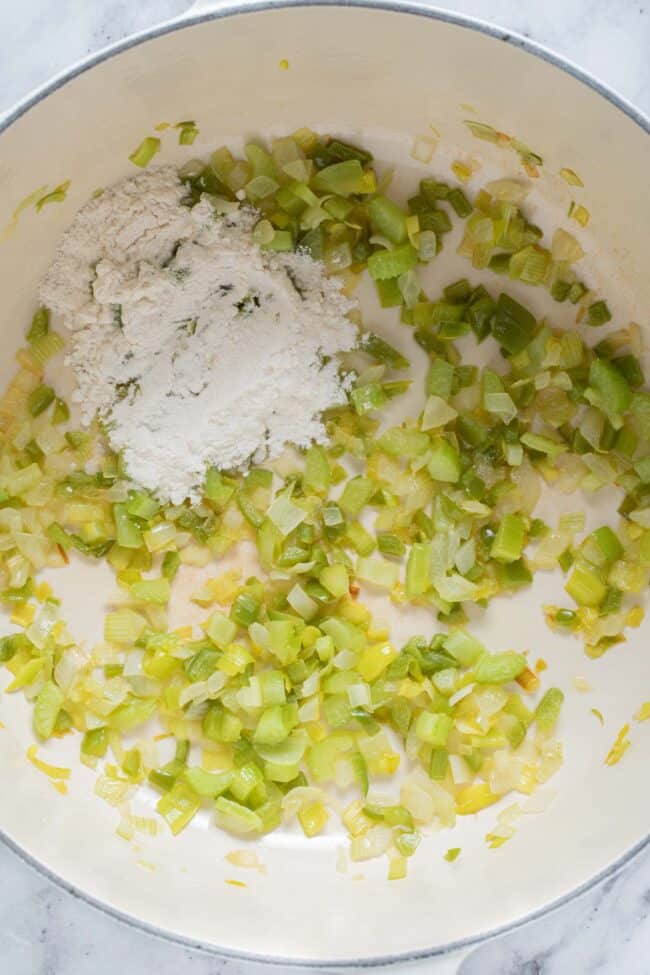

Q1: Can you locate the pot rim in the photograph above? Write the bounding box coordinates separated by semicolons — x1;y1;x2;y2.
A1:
0;0;648;967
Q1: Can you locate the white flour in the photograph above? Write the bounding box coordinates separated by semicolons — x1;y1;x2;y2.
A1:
39;167;358;503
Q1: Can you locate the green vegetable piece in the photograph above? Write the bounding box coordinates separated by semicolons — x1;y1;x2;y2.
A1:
589;358;632;415
203;704;242;743
204;468;236;507
126;491;160;520
377;427;429;458
214;797;263;835
405;542;430;597
375;278;403;307
368;195;408;244
496;559;533;590
492;293;537;354
28;384;55;417
351;383;387;415
447;187;472;217
565;563;606;607
33;680;64;740
177;120;199;146
444;629;485;667
377;533;406;558
490;514;526;564
427;359;455;400
590;526;623;563
304;446;331;496
81;726;108;758
349;751;369;797
27;307;50;343
312;159;367;195
183;767;232;797
367;243;418;281
129;137;161;168
319;563;349;598
362;333;409;370
130;578;170;605
555;608;577;627
113;504;143;549
587;300;612;327
430;748;449;780
535;688;564;731
427;438;461;483
162;550;181;580
338;476;375;516
474;652;526;684
35;182;71;211
230;592;261;627
110;697;156;732
415;712;453;746
52;398;70;425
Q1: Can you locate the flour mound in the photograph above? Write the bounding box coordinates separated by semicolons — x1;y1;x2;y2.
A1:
39;167;358;503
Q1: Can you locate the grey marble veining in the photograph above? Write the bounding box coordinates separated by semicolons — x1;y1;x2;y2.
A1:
1;2;649;974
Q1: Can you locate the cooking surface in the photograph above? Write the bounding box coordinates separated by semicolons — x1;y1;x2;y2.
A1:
0;2;649;975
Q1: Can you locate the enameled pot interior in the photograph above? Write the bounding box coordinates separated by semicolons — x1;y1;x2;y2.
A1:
0;4;648;963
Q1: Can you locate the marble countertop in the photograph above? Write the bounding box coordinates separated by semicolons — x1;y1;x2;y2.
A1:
1;2;649;974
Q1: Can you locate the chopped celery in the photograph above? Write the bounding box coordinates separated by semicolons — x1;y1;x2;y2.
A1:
304;446;330;496
587;301;612;327
130;578;170;605
351;383;387;415
338;477;375;516
492;293;537;354
367;243;418;281
362;333;409;370
445;629;484;667
535;688;564;731
427;438;461;483
368;196;408;245
33;681;64;739
415;712;452;746
565;564;606;607
312;160;368;195
490;515;526;563
427;359;454;400
474;652;526;684
27;308;50;343
113;504;143;549
129;137;161;168
589;358;632;415
28;384;55;417
405;543;430;597
377;427;429;457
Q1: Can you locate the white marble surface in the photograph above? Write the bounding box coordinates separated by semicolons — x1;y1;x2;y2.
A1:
0;2;649;974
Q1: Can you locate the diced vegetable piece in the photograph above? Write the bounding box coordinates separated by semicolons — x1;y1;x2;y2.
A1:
589;358;632;415
492;293;537;354
415;712;452;746
535;688;564;731
129;137;161;168
474;652;526;684
565;564;606;607
368;196;408;244
33;681;64;739
427;438;461;483
367;244;418;280
490;515;526;563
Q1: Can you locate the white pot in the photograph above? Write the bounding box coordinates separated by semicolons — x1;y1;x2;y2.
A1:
0;3;648;969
